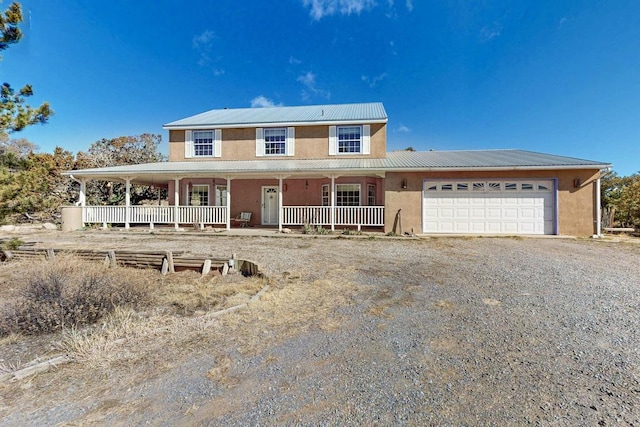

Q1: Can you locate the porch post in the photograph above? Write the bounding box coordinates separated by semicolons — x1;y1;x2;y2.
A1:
174;177;180;230
330;175;335;231
278;176;283;232
596;176;602;237
125;178;131;229
79;179;86;227
226;177;231;231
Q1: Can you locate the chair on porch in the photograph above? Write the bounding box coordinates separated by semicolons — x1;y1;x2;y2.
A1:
232;212;252;228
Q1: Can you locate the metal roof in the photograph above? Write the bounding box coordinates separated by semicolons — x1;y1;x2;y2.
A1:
383;149;610;170
64;149;611;185
164;102;388;129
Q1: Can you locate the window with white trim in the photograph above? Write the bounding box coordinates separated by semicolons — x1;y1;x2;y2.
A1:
256;127;295;157
367;184;376;206
264;128;287;155
322;184;329;206
187;185;209;206
336;184;360;206
193;131;214;157
215;185;227;206
185;129;221;158
338;126;362;153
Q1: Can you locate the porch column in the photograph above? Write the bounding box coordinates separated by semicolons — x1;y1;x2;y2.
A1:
79;179;86;227
330;175;336;231
278;177;283;232
125;178;131;229
226;177;231;231
596;176;602;237
78;179;86;207
174;177;180;230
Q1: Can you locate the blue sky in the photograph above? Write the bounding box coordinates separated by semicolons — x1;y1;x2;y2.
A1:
1;0;639;175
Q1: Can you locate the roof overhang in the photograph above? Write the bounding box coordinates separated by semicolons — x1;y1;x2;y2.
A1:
163;119;388;130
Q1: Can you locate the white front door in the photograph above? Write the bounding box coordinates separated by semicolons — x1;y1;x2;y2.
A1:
262;186;279;225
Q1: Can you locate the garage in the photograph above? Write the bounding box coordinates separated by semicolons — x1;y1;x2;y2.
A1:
422;180;556;235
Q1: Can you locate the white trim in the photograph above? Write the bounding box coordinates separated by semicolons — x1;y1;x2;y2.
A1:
164;119;388;130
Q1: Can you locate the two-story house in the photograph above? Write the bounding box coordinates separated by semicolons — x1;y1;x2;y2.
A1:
64;102;610;236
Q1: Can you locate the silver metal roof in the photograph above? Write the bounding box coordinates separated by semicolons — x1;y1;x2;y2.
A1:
383;149;610;169
164;102;388;128
65;149;611;185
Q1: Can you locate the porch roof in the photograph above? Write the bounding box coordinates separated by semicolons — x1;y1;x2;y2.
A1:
163;102;388;129
64;149;611;185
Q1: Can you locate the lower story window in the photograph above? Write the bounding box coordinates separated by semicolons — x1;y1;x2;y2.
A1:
215;185;227;206
322;184;330;206
321;184;362;206
188;185;209;206
336;184;360;206
367;184;376;206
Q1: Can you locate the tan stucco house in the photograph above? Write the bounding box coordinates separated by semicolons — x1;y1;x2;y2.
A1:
65;102;611;236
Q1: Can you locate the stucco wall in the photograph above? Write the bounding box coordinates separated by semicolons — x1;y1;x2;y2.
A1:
384;169;601;237
168;123;386;161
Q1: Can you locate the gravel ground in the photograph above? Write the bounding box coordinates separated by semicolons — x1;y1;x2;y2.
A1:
1;231;639;425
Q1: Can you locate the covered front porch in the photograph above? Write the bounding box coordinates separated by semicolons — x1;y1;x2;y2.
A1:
72;174;385;232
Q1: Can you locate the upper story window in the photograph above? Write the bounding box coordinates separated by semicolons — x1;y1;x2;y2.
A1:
338;126;361;153
329;124;370;155
193;131;214;157
264;128;287;155
256;127;295;157
184;129;221;158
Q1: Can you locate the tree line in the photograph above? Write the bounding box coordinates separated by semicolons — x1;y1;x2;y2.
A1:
0;135;166;223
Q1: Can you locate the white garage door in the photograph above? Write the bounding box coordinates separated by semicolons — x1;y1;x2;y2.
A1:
422;180;555;235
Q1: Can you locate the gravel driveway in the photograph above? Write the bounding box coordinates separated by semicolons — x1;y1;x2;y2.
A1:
1;232;639;425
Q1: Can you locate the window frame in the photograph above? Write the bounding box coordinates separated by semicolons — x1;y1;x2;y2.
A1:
186;184;209;206
337;125;362;154
193;130;214;157
263;127;287;156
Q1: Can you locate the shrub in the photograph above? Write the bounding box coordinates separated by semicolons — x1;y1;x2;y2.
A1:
0;257;150;336
1;237;23;250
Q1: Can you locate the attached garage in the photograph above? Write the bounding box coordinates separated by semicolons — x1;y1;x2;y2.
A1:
422;179;556;235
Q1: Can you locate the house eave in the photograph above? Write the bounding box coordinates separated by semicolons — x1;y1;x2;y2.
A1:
382;164;612;172
163;118;388;130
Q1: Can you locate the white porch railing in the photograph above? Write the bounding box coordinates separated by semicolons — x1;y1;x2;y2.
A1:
82;205;384;229
283;206;384;228
83;206;228;226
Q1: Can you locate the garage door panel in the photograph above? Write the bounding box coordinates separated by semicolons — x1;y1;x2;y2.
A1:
423;179;555;235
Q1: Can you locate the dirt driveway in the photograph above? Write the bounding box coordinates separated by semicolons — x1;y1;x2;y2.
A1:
1;231;639;425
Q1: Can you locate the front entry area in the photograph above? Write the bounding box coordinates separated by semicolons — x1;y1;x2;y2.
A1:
422;179;556;235
261;186;279;225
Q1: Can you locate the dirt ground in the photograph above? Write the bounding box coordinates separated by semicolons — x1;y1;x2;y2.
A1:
1;229;639;425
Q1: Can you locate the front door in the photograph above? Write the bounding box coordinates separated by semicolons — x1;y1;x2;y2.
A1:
262;186;279;225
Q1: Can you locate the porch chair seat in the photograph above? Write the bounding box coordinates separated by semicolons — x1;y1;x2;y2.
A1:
232;212;252;227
